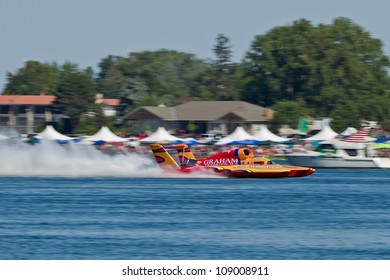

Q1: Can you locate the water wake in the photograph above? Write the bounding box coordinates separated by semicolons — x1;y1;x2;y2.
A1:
0;139;222;178
0;140;163;177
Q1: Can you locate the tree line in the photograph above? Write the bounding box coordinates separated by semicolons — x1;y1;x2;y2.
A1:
3;17;390;134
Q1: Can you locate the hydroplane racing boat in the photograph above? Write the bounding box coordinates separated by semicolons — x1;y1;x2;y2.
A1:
150;144;315;178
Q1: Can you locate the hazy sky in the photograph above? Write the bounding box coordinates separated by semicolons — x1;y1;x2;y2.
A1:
1;0;390;91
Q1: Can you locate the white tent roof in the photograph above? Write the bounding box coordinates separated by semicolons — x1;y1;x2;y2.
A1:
304;125;338;141
215;126;253;145
340;127;357;136
35;125;73;141
83;126;127;142
139;127;181;143
252;125;290;142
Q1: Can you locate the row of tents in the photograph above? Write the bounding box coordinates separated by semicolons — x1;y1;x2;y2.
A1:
29;124;335;145
33;125;128;144
141;124;341;145
20;125;290;145
2;124;386;146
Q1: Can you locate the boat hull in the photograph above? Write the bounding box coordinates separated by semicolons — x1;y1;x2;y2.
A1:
285;166;316;177
212;166;314;178
284;154;390;169
229;169;291;178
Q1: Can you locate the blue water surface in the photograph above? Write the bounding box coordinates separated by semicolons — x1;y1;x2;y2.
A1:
0;169;390;259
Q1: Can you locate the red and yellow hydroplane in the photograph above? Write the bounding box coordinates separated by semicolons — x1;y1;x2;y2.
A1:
150;144;315;178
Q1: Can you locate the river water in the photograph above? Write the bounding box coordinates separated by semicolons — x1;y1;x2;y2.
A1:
1;168;389;259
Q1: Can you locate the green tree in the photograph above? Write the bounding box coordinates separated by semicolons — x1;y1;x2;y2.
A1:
117;77;150;116
240;17;390;123
52;63;97;133
77;103;106;135
382;119;390;132
240;19;316;107
211;34;237;100
96;50;210;106
270;100;309;132
96;55;123;98
3;60;60;94
330;101;360;132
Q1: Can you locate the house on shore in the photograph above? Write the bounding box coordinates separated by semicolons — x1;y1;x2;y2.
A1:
0;94;58;134
0;94;119;134
95;94;120;117
123;101;273;135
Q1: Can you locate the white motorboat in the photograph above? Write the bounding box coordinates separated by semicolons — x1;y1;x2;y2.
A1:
283;139;390;169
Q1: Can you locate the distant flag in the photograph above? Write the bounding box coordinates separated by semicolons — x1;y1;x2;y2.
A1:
342;127;370;143
298;117;309;134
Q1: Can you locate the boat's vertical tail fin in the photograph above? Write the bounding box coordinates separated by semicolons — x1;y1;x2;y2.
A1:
150;144;180;169
175;144;197;165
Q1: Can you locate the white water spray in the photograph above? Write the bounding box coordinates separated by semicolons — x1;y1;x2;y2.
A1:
0;139;163;177
0;127;223;178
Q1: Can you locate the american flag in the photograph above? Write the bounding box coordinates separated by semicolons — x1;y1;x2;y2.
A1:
342;127;370;143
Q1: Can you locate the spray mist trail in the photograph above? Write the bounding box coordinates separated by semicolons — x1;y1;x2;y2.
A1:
0;140;163;177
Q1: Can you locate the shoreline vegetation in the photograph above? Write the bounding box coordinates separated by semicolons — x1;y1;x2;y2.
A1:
1;18;390;136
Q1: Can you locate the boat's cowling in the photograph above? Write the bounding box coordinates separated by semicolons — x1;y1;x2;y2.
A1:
202;148;254;161
236;148;254;160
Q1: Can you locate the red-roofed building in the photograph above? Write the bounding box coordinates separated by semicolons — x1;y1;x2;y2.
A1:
0;93;121;134
0;95;56;106
95;94;120;117
102;98;120;107
102;99;120;117
0;94;60;134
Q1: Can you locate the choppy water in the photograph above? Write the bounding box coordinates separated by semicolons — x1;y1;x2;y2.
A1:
1;169;390;260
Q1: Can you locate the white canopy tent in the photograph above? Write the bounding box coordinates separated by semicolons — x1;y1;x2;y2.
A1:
340;127;358;136
215;126;254;145
35;125;73;141
252;125;290;143
139;127;181;143
83;126;127;142
304;125;338;141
